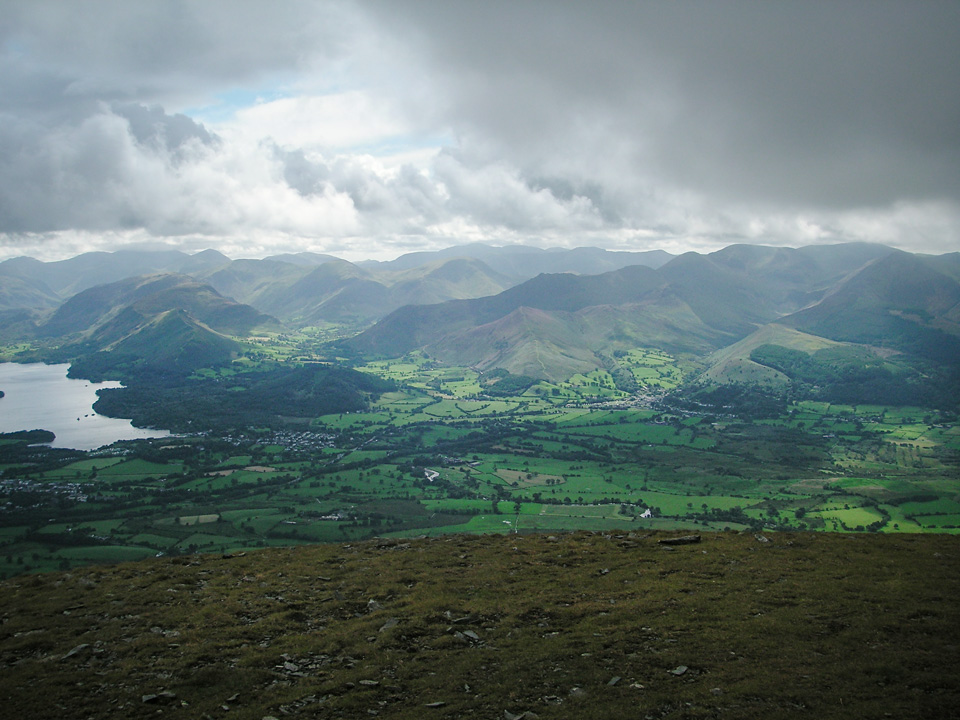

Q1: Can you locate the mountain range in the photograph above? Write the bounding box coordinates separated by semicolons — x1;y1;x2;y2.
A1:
2;241;959;407
0;244;672;325
0;243;680;376
344;243;957;376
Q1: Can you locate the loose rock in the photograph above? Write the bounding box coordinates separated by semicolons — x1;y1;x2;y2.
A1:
61;643;90;660
658;535;701;546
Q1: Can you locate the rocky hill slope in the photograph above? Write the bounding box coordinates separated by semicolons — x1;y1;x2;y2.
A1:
1;531;957;719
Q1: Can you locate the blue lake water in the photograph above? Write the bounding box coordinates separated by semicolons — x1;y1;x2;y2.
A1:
0;362;169;450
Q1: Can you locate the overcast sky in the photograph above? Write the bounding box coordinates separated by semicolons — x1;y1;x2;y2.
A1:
1;0;958;262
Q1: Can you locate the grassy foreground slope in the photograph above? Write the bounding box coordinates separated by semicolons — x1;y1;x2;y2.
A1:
2;531;958;720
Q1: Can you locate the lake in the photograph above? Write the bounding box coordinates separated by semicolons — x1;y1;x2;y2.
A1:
0;362;169;450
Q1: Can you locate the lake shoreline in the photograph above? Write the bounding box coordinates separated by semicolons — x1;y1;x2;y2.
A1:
0;362;169;450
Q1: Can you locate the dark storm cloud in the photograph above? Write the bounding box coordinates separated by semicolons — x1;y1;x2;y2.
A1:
365;0;960;209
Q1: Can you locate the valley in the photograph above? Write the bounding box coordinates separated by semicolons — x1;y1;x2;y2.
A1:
1;349;957;578
0;241;958;577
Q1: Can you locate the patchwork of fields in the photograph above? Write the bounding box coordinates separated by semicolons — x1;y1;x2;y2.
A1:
1;350;958;576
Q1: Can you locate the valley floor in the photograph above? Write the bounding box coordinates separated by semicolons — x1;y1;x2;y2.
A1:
1;352;959;577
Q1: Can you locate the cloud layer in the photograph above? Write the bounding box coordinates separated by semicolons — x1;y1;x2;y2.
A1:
1;0;958;261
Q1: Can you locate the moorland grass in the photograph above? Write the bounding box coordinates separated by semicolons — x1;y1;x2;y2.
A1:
1;531;957;720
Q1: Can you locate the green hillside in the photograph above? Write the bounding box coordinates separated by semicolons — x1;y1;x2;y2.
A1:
37;274;280;342
0;274;291;381
701;324;841;386
109;310;241;371
90;361;395;431
782;251;960;363
343;245;960;399
0;275;60;311
345;265;674;360
431;306;598;380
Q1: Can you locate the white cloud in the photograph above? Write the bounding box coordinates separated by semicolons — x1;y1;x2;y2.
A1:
227;91;415;151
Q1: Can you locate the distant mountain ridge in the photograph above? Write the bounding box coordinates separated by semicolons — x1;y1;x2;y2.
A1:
358;242;675;276
0;249;231;299
343;243;911;378
5;240;959;407
0;243;676;327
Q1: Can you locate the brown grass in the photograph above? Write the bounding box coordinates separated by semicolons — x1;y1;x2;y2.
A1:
1;531;958;719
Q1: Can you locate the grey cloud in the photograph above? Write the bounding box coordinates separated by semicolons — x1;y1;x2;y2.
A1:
279;148;331;197
528;177;621;225
2;0;348;105
0;102;219;233
274;145;447;230
112;103;218;159
363;1;960;211
1;0;957;259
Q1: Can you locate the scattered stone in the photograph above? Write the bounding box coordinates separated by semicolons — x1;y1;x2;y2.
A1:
367;599;383;613
569;687;587;698
379;618;399;633
669;666;688;676
462;630;480;642
755;534;771;543
359;680;380;686
425;701;446;708
61;643;90;660
142;691;177;704
710;687;722;695
607;676;621;686
658;535;701;546
283;661;299;672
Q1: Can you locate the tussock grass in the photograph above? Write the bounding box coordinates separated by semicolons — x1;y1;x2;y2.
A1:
1;531;958;719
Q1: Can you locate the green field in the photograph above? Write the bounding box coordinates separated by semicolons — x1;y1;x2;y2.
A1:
1;351;958;576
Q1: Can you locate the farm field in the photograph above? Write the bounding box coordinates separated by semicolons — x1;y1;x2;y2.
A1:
1;351;958;577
